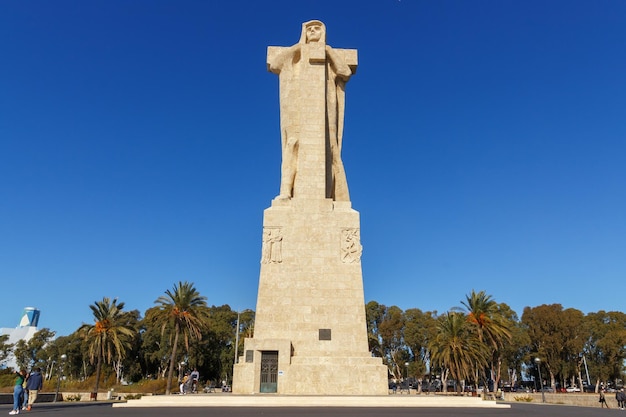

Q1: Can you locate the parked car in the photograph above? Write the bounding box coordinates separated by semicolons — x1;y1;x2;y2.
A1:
566;386;581;393
422;380;442;393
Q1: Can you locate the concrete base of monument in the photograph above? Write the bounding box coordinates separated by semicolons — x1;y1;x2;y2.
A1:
233;349;389;396
113;393;511;408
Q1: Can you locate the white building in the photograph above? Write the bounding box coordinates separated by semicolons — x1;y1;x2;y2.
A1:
0;307;41;370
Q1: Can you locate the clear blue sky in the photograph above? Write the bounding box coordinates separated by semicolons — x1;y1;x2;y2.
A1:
1;1;625;337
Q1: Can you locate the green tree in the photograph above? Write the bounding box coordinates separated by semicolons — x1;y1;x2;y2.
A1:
583;310;626;391
365;301;385;358
232;309;255;365
0;335;12;368
559;308;586;388
458;290;512;391
522;304;584;390
149;281;209;394
403;308;438;385
13;328;56;371
185;305;256;386
115;309;143;383
365;302;409;379
429;312;488;392
45;333;85;381
140;308;172;379
377;305;408;380
79;297;136;397
13;340;29;371
498;306;530;388
184;305;235;385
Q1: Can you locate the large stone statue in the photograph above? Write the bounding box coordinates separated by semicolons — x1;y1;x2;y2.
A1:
232;21;387;396
267;20;356;201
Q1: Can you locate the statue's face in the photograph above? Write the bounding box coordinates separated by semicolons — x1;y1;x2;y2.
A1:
306;24;323;43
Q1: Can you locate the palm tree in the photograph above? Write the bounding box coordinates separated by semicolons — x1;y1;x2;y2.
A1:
79;297;136;398
150;281;209;395
459;290;512;392
429;312;488;391
460;290;511;349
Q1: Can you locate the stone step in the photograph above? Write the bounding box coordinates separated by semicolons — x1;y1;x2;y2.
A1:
113;393;510;408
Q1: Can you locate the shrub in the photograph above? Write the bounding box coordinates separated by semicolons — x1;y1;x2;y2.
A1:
514;395;533;402
128;379;167;394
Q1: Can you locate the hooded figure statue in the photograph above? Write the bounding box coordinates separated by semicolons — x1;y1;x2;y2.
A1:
268;20;354;201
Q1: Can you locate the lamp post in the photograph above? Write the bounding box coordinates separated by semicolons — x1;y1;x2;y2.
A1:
405;362;409;381
534;357;546;403
53;354;67;402
178;361;186;384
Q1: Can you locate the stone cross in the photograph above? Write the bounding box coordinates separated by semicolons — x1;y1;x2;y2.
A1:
267;20;357;201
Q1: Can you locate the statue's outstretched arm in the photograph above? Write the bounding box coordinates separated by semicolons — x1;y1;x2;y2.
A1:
268;43;301;74
325;45;352;80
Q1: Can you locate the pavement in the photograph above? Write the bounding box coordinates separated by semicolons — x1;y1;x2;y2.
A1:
3;401;616;417
113;393;511;408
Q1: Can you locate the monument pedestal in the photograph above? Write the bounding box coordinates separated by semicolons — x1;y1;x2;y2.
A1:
233;198;387;395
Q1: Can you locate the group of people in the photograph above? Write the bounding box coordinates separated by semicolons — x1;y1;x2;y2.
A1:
179;368;200;395
599;387;626;409
9;368;44;415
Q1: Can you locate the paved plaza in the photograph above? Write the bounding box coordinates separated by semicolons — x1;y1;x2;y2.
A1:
6;402;614;417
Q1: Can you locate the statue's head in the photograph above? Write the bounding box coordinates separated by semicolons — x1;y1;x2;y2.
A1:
300;20;326;44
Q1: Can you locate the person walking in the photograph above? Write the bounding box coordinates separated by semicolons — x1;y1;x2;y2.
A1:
25;368;43;411
599;389;609;408
190;369;200;394
179;372;189;395
616;388;625;410
9;370;26;415
21;371;28;412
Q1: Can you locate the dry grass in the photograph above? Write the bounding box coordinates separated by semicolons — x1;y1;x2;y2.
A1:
0;375;168;395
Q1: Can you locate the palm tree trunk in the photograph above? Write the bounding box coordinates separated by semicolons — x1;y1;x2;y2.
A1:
165;322;180;395
93;347;103;400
